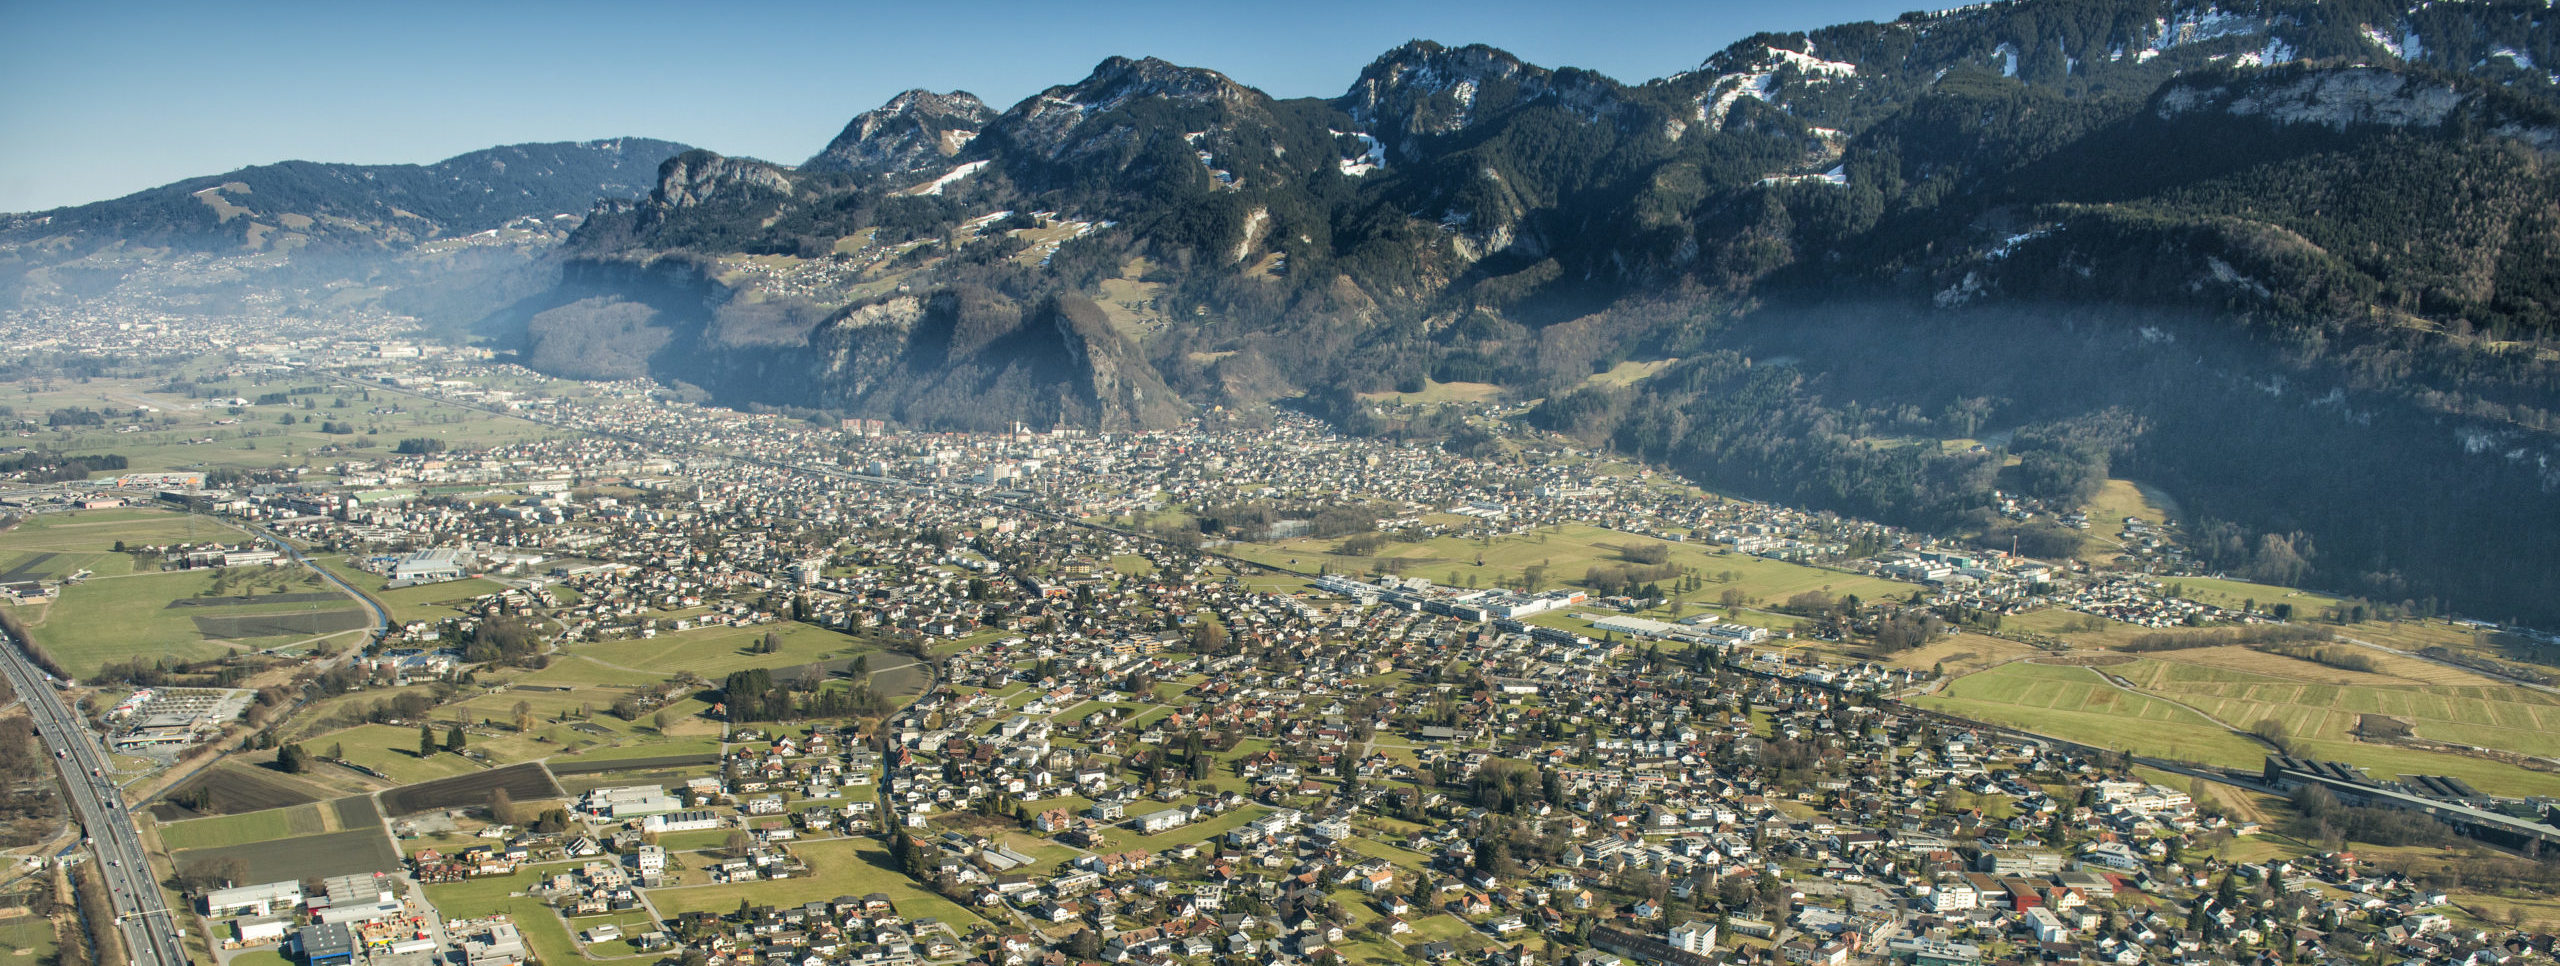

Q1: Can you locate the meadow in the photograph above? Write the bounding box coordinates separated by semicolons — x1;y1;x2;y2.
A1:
304;554;505;625
1918;647;2560;798
7;368;566;477
423;862;602;966
1910;661;2271;768
16;565;365;677
1226;522;1916;606
154;801;328;850
645;836;987;927
305;722;487;784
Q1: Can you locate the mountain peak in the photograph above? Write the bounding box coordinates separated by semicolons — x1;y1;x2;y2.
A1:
652;150;791;208
1339;41;1576;161
803;90;993;175
1056;55;1254;110
976;55;1271;171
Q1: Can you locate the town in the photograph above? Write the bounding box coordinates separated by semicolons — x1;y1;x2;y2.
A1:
0;317;2554;966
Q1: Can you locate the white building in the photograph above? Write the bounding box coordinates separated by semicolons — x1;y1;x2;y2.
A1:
205;880;302;917
643;809;720;833
1670;920;1719;955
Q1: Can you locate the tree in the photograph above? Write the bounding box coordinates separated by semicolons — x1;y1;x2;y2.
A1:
446;723;467;753
1066;929;1103;959
275;743;308;774
724;829;754;857
2249;718;2293;756
418;723;437;758
491;788;516;825
513;700;535;733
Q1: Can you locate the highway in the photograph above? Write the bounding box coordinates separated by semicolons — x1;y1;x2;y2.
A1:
0;629;190;966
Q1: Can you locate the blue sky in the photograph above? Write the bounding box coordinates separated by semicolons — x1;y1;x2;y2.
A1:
1;0;1924;212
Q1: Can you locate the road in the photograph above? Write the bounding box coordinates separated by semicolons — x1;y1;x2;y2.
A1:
0;627;190;966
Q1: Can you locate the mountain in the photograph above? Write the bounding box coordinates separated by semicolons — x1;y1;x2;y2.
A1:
497;0;2560;624
17;0;2560;622
0;138;693;318
803;91;993;176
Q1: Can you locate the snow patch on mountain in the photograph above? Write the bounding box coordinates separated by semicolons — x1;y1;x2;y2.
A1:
1691;44;1858;131
904;160;990;197
2137;7;2264;63
1328;131;1386;176
1760;164;1849;187
2362;25;2406;59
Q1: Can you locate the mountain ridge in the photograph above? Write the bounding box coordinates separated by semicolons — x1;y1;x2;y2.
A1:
508;0;2560;623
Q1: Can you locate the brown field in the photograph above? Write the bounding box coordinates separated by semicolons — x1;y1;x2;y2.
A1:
147;762;330;820
1882;632;2042;676
554;767;720;796
190;609;371;638
334;794;383;828
173;827;397;883
380;763;561;816
547;752;720;776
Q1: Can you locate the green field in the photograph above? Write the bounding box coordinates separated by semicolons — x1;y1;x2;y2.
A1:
2114;659;2560;758
0;508;235;581
1912;661;2271;768
2104;656;2560;797
304;722;485;784
424;862;592;966
0;507;242;556
16;567;362;677
2158;576;2348;617
156;802;325;850
8;370;567;477
0;509;376;676
1356;378;1505;407
1225;522;1915;605
567;621;874;677
306;554;503;624
0;915;56;960
646;836;987;927
1917;657;2560;798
